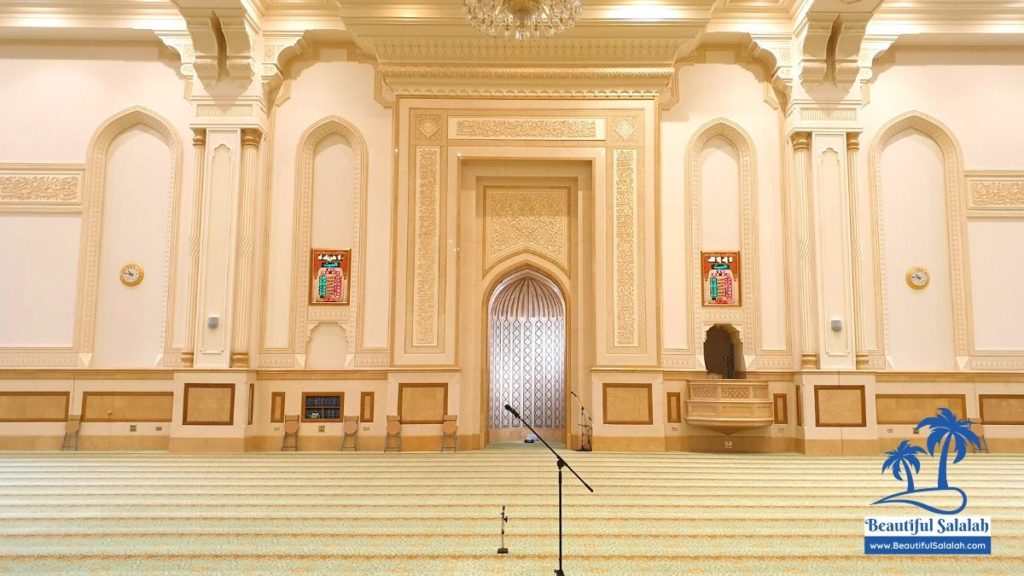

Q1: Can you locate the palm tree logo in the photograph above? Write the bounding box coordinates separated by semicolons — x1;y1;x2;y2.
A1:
881;441;926;493
872;408;982;515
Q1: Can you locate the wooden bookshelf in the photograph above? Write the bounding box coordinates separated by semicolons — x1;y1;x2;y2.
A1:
301;392;343;422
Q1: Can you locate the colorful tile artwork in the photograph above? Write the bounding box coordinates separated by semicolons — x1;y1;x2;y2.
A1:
702;251;740;306
310;248;351;305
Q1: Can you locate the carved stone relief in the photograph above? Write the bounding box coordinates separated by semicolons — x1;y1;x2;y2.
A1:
485;186;569;270
451;117;604;140
412;146;441;348
968;175;1024;212
613;149;639;348
0;165;84;212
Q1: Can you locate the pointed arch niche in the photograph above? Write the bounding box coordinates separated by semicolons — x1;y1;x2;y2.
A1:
290;116;368;368
77;107;183;367
870;111;969;370
686;119;759;372
487;267;567;442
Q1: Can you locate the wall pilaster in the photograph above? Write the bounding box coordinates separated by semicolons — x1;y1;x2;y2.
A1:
230;129;262;368
791;132;819;369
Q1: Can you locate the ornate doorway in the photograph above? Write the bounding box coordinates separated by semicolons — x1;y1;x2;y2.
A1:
488;269;566;443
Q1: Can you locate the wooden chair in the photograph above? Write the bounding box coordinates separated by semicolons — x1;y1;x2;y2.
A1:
61;416;81;452
281;415;299;451
971;422;989;453
341;416;359;451
441;415;458;453
384;416;402;452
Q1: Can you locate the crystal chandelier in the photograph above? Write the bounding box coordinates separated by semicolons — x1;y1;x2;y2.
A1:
464;0;582;41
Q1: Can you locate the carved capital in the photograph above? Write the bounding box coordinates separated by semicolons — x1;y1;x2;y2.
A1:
792;132;811;152
192;128;207;147
241;128;262;148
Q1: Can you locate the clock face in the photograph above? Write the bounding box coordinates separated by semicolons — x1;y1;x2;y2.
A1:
119;262;144;287
906;266;929;290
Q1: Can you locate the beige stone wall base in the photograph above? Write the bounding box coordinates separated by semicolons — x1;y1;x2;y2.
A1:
984;438;1024;452
592;436;665;452
168;437;246;452
686;436;796;453
0;436;62;450
244;435;284;452
79;435;169;451
802;438;880;456
665;436;685;452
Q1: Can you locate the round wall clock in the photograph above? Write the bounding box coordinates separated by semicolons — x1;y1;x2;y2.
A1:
119;262;144;287
905;266;929;290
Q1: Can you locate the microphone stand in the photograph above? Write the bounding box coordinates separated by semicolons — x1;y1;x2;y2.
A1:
504;404;593;576
497;505;509;554
569;391;592;452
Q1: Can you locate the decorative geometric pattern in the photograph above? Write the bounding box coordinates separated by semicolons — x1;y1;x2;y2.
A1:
452;117;603;140
0;169;81;207
613;149;639;348
488;274;565;429
485;186;568;270
412;146;441;348
968;175;1024;210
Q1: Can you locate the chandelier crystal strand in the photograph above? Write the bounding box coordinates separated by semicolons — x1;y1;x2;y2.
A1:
464;0;582;41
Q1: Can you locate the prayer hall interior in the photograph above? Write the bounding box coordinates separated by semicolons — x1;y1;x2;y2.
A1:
0;1;1023;574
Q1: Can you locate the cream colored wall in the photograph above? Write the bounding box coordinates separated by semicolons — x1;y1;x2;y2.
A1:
0;216;80;346
968;220;1024;350
861;48;1024;369
0;44;195;363
660;52;788;366
700;139;741;250
262;48;392;358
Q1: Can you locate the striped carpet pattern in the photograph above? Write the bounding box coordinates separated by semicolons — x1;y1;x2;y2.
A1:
0;447;1022;575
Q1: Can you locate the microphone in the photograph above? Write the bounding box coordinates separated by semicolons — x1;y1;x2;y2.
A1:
504;404;521;419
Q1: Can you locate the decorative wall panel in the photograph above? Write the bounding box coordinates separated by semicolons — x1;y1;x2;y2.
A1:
411;146;442;349
81;392;173;422
450;117;604;140
875;394;966;425
0;164;83;212
484;186;569;271
613;149;639;348
814;385;865;427
0;392;69;422
183;383;235;425
967;173;1024;215
603;383;653;425
399;383;447;424
979;394;1024;425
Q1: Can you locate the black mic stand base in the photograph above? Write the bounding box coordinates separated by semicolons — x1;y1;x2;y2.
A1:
497;547;508;555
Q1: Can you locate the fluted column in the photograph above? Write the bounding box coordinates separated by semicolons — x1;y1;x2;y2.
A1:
792;132;819;369
230;128;262;368
846;132;869;369
181;128;206;368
